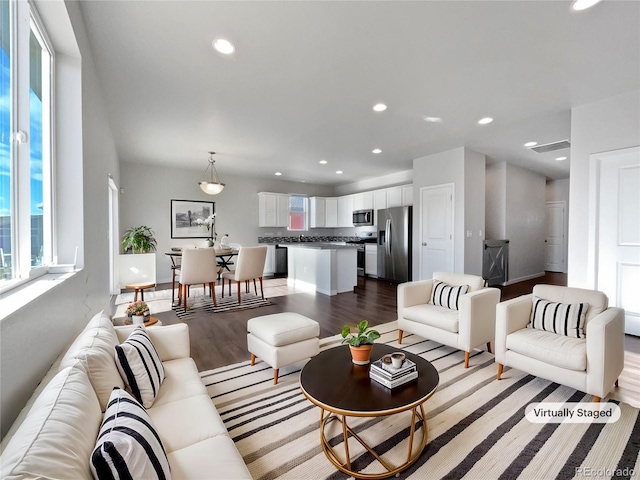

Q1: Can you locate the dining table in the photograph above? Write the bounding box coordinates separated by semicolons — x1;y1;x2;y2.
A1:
164;248;238;272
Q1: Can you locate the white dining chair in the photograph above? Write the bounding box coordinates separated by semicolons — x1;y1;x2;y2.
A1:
221;246;268;305
178;248;219;311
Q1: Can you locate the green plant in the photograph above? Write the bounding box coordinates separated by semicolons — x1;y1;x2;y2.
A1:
340;320;381;347
122;226;157;254
125;301;149;316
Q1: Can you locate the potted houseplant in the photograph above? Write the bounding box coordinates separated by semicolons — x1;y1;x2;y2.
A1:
122;226;157;254
341;320;381;365
125;300;150;325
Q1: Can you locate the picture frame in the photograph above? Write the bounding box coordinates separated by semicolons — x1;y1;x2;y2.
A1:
170;199;215;239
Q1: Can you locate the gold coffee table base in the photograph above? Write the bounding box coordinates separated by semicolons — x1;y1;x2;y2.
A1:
318;403;428;480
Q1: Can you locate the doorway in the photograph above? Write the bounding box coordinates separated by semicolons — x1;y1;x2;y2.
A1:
419;184;454;280
545;201;566;272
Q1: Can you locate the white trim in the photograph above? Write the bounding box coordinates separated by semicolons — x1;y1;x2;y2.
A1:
108;177;120;295
503;272;545;286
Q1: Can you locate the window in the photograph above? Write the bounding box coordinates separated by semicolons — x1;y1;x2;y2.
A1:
0;0;53;287
288;195;308;231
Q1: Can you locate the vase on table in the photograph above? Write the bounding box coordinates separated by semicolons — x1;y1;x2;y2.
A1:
132;315;145;325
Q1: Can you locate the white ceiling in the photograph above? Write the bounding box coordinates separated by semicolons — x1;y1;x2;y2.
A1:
78;0;640;185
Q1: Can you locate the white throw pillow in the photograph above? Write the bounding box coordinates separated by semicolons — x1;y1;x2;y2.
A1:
90;387;171;480
115;327;165;408
528;296;589;338
430;280;469;310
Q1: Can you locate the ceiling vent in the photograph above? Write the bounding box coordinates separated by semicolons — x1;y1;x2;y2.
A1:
529;140;571;153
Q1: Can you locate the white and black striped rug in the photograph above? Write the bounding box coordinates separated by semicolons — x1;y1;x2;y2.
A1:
200;322;640;480
173;292;272;320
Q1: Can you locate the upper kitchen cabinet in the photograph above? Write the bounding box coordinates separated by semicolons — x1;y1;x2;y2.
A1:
310;197;326;228
325;197;338;227
258;192;290;227
402;185;414;206
386;186;403;208
337;195;354;227
353;191;373;211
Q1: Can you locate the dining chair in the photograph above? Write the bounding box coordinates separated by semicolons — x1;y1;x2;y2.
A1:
178;248;219;311
221;246;268;305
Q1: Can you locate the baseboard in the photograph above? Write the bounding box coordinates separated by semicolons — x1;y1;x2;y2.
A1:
503;272;545;286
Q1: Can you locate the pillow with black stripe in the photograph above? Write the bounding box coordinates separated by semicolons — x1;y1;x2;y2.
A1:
528;296;589;338
429;280;469;310
90;387;171;480
115;326;165;408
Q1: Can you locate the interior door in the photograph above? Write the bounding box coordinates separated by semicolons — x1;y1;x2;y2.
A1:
545;201;566;272
419;184;453;280
598;147;640;336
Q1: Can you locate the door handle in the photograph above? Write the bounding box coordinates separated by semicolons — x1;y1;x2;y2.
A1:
422;242;427;246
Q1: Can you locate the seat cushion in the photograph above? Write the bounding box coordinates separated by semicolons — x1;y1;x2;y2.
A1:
506;328;587;371
90;387;171;480
167;436;252;479
429;280;469;310
152;358;208;407
528;296;588;338
247;313;319;347
402;304;459;333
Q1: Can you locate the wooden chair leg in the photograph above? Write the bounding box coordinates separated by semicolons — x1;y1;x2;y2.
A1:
273;369;279;385
172;270;176;304
398;330;404;344
497;363;504;380
139;289;144;301
237;281;242;304
253;278;257;295
593;396;600;403
464;351;470;368
259;277;264;299
134;290;139;302
184;285;189;311
211;282;217;307
487;341;493;354
615;379;619;387
250;354;256;366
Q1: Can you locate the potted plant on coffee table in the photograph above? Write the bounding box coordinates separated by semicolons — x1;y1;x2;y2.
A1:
341;320;381;365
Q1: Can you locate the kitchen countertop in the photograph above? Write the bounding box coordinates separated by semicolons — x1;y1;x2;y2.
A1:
278;242;357;250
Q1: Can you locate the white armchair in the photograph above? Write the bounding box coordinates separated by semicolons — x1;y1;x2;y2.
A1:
495;285;625;402
398;272;501;368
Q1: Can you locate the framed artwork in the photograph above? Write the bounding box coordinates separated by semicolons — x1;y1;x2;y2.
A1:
170;199;215;238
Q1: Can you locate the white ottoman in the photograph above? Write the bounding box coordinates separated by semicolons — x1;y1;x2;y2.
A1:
247;312;320;384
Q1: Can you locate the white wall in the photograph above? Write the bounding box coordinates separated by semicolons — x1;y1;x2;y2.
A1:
546;178;569;204
119;162;335;283
569;90;640;288
485;162;506;240
464;150;486;275
0;1;119;438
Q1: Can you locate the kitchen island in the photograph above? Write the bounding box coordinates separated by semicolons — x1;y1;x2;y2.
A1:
284;243;357;296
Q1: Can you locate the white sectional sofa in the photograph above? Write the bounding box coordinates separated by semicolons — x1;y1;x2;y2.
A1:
0;312;252;479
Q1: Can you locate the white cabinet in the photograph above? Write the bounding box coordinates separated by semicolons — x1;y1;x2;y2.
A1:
325;197;338;227
258;193;289;227
386;187;403;208
365;244;378;276
263;245;276;275
353;191;373;211
402;185;414;206
309;197;326;228
337;195;354;227
373;189;387;226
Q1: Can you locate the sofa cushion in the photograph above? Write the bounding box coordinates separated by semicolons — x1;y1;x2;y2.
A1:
402;303;460;333
528;296;588;338
153;358;208;407
429;280;469;310
90;387;171;480
506;328;587;371
0;360;102;480
60;311;124;411
115;327;165;408
167;436;252;479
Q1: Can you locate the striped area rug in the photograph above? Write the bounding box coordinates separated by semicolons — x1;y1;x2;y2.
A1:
200;322;640;480
172;291;272;320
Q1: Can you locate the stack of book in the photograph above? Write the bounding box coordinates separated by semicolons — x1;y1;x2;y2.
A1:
369;357;418;389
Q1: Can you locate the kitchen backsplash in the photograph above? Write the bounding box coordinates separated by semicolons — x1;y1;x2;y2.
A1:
258;235;359;243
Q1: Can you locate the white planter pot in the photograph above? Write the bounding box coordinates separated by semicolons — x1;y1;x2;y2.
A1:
132;315;145;325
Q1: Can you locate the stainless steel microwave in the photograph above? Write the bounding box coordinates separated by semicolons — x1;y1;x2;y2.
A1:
353;209;374;226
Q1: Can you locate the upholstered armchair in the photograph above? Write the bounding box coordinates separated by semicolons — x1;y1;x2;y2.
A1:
495;285;625;402
397;272;501;368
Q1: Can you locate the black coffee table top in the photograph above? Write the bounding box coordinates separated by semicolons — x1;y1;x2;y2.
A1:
300;344;439;415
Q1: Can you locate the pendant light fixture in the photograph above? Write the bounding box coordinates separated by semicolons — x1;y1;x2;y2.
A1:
198;151;225;195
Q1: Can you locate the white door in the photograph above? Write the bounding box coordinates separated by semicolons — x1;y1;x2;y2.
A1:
598;147;640;336
545;201;566;272
420;184;454;279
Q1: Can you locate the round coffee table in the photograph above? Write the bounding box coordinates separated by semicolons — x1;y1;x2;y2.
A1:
300;344;439;479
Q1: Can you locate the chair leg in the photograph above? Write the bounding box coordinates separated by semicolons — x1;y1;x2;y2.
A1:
497;363;503;380
250;354;256;366
134;290;139;302
211;282;217;307
464;351;470;368
615;379;619;387
172;270;176;304
593;396;600;403
253;278;257;295
487;341;493;354
245;280;249;293
259;277;264;299
183;285;189;311
398;329;404;344
237;281;242;304
273;369;279;385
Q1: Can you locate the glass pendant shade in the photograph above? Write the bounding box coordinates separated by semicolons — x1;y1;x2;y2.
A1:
199;152;225;195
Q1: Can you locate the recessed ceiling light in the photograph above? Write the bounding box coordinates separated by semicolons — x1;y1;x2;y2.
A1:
478;117;494;125
556;156;567;161
336;170;343;174
524;141;538;147
372;148;382;154
274;172;282;176
571;0;603;11
424;117;442;123
373;103;387;112
319;160;328;164
213;38;235;55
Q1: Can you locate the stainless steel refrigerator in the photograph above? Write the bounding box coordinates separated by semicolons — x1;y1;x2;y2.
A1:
377;206;412;283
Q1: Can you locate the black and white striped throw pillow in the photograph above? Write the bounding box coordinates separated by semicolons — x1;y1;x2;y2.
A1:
528;296;589;338
430;280;469;310
90;387;171;480
115;327;165;408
